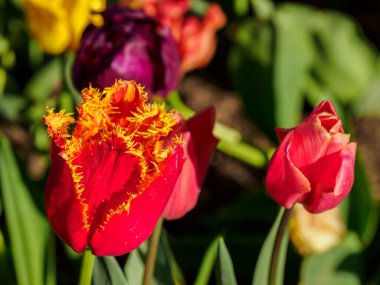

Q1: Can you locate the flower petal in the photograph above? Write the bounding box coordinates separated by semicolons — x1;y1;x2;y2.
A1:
89;146;184;256
266;132;311;208
162;107;218;220
304;143;357;213
45;142;88;253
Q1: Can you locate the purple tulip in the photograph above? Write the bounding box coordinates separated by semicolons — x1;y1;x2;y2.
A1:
72;5;180;97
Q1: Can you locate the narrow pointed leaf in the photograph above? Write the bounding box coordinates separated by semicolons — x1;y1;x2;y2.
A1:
193;237;219;285
0;135;50;285
215;237;238;285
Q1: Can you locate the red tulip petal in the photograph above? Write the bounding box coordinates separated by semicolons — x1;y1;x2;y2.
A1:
45;142;88;253
266;132;311;208
162;107;218;220
73;142;142;231
303;143;356;213
275;127;293;142
288;120;330;169
89;146;184;256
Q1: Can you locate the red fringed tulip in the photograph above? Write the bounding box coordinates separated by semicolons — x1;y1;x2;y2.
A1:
162;107;218;220
43;80;185;256
265;101;357;213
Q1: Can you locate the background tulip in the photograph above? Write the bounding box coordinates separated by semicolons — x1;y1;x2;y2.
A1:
72;5;180;97
266;101;357;213
121;0;226;73
162;107;218;220
23;0;105;54
43;80;184;256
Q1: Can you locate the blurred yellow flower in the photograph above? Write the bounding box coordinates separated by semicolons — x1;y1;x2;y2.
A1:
23;0;105;54
289;204;346;256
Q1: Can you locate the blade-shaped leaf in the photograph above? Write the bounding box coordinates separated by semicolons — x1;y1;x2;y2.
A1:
193;237;219;285
0;134;50;285
215;237;238;285
93;256;128;285
252;207;289;285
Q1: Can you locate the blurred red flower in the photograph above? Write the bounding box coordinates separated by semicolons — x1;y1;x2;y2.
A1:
266;101;357;213
122;0;227;73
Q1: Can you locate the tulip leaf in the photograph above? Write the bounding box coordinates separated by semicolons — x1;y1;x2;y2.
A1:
252;207;289;285
346;153;379;247
124;230;185;285
0;94;26;121
215;237;238;285
353;74;380;117
229;4;314;139
0;134;51;285
272;4;314;129
193;236;219;285
93;256;128;285
24;58;61;103
311;11;377;104
299;233;363;285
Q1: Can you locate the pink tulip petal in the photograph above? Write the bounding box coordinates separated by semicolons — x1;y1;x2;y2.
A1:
163;107;218;220
288;120;330;169
304;143;356;213
266;133;311;208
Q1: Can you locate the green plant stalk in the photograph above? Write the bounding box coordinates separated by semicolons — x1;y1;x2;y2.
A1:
268;207;292;285
166;91;268;168
143;218;164;285
62;52;82;104
78;249;95;285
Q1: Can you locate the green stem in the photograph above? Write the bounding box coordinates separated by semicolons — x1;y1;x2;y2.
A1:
268;208;293;285
143;218;164;285
166;91;268;168
62;52;82;104
78;249;95;285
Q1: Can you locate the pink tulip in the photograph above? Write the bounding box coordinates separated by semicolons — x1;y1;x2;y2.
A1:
266;101;357;213
162;107;218;220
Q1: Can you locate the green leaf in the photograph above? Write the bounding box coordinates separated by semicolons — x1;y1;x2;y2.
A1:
272;4;315;129
299;233;363;285
24;58;61;103
353;74;380;117
193;237;219;285
234;0;249;16
0;94;26;121
311;11;377;104
0;134;51;285
124;231;186;285
93;256;128;285
346;153;379;247
229;4;314;139
252;207;289;285
215;238;238;285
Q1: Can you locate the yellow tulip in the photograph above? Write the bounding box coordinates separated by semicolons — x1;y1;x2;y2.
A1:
23;0;105;54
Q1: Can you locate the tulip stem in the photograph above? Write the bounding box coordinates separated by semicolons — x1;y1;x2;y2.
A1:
143;218;164;285
166;91;268;168
268;207;292;285
78;249;95;285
